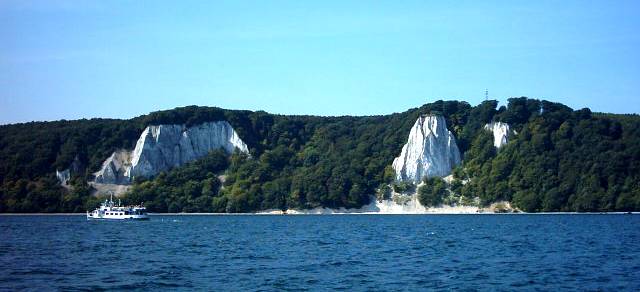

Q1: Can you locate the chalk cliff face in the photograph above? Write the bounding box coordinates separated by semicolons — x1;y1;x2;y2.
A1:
94;151;131;184
392;115;462;182
484;122;510;149
94;121;248;184
56;169;70;185
55;155;84;186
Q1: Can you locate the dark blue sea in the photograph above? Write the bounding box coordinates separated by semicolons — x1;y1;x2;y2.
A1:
1;214;639;291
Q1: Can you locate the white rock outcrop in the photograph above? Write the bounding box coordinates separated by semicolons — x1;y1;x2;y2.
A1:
392;115;462;182
94;151;131;184
55;155;83;186
56;169;71;185
484;122;510;149
94;121;248;184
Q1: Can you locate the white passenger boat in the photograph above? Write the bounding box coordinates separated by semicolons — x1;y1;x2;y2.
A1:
86;195;149;220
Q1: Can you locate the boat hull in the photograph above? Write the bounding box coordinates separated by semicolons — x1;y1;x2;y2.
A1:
86;215;149;220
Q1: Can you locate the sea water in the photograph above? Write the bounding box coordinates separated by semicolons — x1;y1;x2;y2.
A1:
1;214;639;290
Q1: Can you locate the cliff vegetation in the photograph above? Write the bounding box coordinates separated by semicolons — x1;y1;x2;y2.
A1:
1;98;639;213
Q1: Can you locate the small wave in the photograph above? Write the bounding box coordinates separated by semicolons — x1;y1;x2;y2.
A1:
11;269;56;276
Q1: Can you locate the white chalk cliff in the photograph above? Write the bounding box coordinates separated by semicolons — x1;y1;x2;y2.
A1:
484;122;510;149
55;155;83;186
94;151;131;184
56;169;71;185
94;121;248;184
392;115;462;182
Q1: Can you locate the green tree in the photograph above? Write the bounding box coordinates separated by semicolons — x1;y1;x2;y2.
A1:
418;177;448;207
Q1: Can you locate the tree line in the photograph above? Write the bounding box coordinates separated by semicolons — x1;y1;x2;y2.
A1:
1;98;639;212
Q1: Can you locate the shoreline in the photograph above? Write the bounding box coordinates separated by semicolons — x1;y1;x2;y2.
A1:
0;212;636;216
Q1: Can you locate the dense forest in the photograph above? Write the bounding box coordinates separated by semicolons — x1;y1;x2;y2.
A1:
1;98;639;213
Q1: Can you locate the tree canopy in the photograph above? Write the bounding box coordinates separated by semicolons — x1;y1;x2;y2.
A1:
2;98;639;213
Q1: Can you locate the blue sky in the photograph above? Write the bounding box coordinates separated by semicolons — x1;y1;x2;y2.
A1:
1;0;639;124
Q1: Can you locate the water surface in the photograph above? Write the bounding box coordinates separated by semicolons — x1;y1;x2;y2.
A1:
1;214;639;290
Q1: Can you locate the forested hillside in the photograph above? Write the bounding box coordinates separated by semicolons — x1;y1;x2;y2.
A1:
1;98;639;213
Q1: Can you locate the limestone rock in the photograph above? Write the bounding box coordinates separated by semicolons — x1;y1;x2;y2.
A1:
392;115;462;182
56;169;71;185
55;155;84;186
94;151;131;184
93;121;248;184
484;122;510;149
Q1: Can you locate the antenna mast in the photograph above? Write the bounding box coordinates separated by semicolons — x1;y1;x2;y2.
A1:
485;89;488;101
